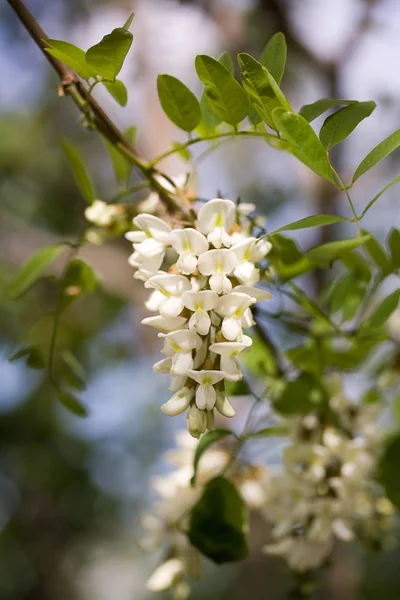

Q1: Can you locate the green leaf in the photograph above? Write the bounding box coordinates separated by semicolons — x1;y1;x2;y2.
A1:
104;126;136;185
271;109;334;182
238;53;290;130
123;12;135;31
45;40;93;80
191;429;232;486
388;228;400;269
102;79;128;106
8;345;46;369
379;432;400;508
171;142;191;162
299;99;356;123
271;214;346;234
306;235;371;265
62;259;99;309
364;290;400;329
363;232;394;275
329;273;365;321
157;74;201;132
61;350;86;391
353;129;400;182
61;139;96;204
260;32;287;84
8;244;64;299
273;373;328;415
57;390;88;417
86;28;133;80
218;51;234;74
188;476;248;564
319;101;376;150
195;54;248;126
362;387;380;404
248;425;288;438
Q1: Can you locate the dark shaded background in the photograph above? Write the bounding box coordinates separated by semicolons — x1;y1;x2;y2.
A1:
1;0;400;598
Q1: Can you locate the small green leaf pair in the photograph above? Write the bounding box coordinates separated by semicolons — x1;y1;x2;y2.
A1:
45;13;134;106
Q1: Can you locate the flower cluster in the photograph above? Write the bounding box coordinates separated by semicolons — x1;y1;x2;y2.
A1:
261;380;396;572
126;198;272;437
141;431;268;599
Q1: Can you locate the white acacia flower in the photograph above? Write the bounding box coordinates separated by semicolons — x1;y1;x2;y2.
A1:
233;285;272;302
145;274;192;317
209;342;248;381
84;199;121;226
187;369;226;410
186;404;208;438
147;558;185;592
126;213;172;244
231;237;272;284
197;249;237;294
169;374;189;393
182;290;219;335
160;329;202;375
237;202;256;217
141;315;187;333
215;390;236;417
153;357;172;374
170;228;209;274
197;198;236;248
216;292;256;340
161;387;194;416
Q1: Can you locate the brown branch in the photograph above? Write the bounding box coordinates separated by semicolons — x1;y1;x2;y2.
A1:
6;0;183;214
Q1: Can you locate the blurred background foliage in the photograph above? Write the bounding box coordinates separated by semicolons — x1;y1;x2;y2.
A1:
1;0;400;598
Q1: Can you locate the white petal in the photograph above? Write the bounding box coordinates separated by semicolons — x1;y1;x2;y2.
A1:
216;392;236;417
189;310;211;335
145;273;191;295
133;213;172;243
197;249;237;276
161;387;193;416
182;290;218;312
207;227;232;249
142;315;187;332
169;375;188;392
146;558;184;592
196;383;216;410
221;355;242;381
230;238;257;261
209;273;232;295
160;296;184;318
176;252;198;274
153;357;172;373
251;239;272;262
217;292;255;316
170;228;208;255
125;230;147;243
237;202;256;216
172;352;194;375
233;285;272;302
145;290;165;312
197;198;236;235
187;369;226;385
209;342;247;356
241;307;255;328
222;317;242;341
161;329;202;351
234;262;259;285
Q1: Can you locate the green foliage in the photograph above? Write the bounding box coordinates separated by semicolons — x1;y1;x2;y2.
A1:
306;235;371;265
379;433;400;508
218;51;234;74
329;273;366;321
57;389;88;417
191;429;233;486
299;99;355;123
157;74;201;132
271;214;347;234
45;40;94;80
195;55;249;125
388;228;400;268
273;373;328;415
260;32;287;84
237;53;290;130
104;126;136;185
61;139;96;204
187;476;248;563
8;244;65;299
103;80;128;106
8;345;46;369
363;233;394;275
353;129;400;182
122;12;135;31
319;101;376;150
61;350;87;391
85;28;133;81
61;259;99;309
364;290;400;329
272;109;335;182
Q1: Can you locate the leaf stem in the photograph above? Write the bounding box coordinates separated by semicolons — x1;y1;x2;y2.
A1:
332;168;361;237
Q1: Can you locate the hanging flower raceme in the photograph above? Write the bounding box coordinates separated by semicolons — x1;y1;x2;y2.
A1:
126;198;272;437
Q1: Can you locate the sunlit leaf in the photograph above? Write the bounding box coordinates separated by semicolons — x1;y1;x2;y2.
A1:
319;101;376;150
61;139;96;204
188;476;248;564
272;109;335;182
45;39;93;80
260;32;287;84
102;79;128;106
86;28;133;80
353;128;400;182
157;74;201;132
8;244;64;299
307;235;371;264
299;98;355;123
218;51;234;74
195;55;248;126
191;429;232;486
271;214;346;234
